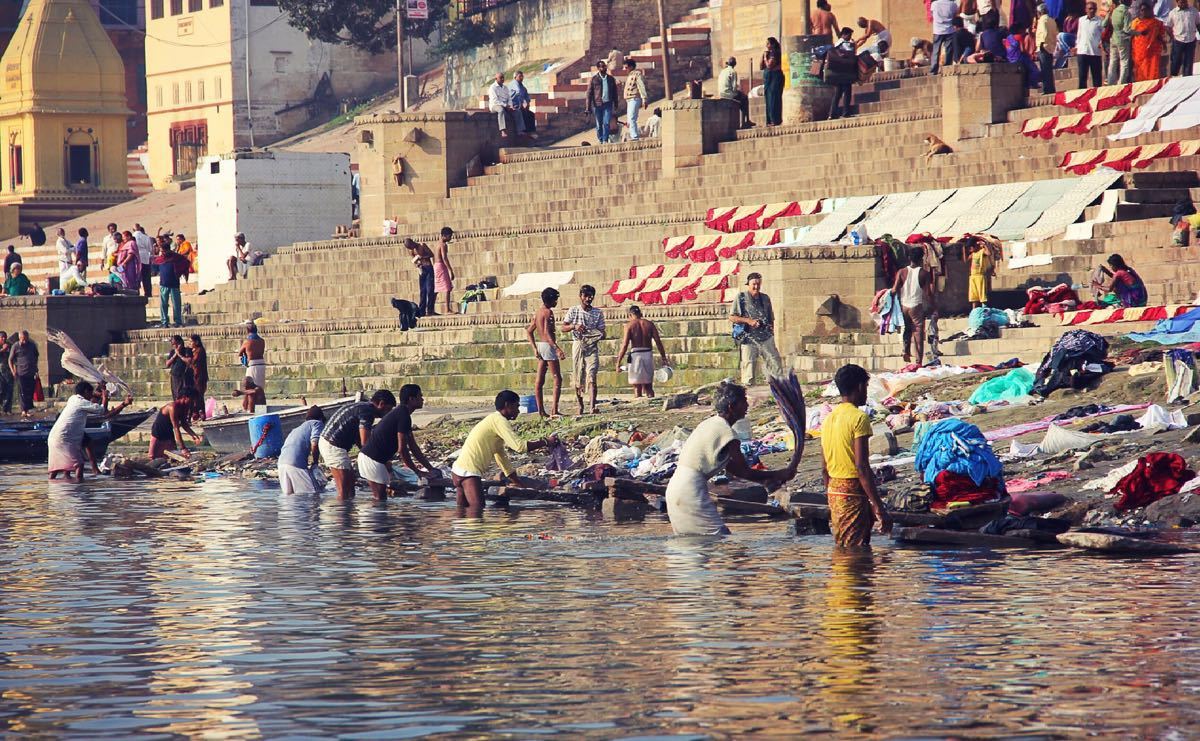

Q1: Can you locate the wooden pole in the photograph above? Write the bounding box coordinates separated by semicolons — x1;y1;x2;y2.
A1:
396;0;407;112
655;0;673;99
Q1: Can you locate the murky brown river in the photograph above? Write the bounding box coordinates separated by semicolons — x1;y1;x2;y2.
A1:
3;464;1200;738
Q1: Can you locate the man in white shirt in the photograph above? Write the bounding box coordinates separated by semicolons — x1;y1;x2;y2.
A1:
930;0;958;74
718;57;754;128
487;72;514;137
101;222;119;269
132;223;153;297
54;227;72;275
1168;0;1200;75
1076;2;1106;87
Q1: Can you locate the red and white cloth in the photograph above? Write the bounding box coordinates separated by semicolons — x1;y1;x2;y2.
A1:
1060;140;1199;175
1059;304;1194;325
704;199;822;232
1054;79;1165;113
1021;107;1138;139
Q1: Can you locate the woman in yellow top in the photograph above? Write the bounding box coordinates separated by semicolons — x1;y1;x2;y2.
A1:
821;364;892;547
967;238;993;308
174;233;197;276
451;389;557;515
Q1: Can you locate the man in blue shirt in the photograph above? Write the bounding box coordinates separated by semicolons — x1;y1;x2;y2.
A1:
154;239;189;328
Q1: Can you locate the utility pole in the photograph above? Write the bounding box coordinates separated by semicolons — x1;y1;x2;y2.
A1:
655;0;672;100
396;0;407;112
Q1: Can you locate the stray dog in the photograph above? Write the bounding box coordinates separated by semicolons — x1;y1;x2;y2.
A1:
924;133;953;160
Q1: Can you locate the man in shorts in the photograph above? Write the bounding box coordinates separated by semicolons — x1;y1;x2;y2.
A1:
562;284;605;416
451;389;558;516
318;389;396;499
357;383;438;500
524;287;565;418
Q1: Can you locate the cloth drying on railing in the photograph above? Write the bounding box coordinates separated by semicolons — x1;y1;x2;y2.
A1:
703;199;822;232
1021;106;1138;139
663;229;781;261
1054;78;1165;112
1060;140;1198;175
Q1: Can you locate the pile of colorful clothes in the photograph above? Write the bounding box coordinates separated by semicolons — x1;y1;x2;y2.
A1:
914;419;1006;508
1032;329;1111;397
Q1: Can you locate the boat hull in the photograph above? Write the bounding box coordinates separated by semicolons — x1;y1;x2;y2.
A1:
198;398;356;454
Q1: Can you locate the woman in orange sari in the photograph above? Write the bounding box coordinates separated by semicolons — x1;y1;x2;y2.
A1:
1131;4;1167;82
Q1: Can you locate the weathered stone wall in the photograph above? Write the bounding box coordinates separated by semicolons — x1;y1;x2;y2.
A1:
443;0;696;108
0;295;146;384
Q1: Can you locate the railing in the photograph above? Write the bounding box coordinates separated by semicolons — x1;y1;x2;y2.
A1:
455;0;522;16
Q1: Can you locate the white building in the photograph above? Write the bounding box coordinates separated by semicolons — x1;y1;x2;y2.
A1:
195;149;352;290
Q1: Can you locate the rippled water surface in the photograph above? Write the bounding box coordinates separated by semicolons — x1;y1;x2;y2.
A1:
5;465;1200;737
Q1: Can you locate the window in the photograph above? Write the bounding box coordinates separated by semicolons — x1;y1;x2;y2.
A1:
169;0;182;14
170;121;208;178
184;81;192;103
155;86;163;108
273;52;291;73
215;76;222;99
150;0;164;19
172;83;179;104
68;145;93;186
10;145;22;188
197;79;205;101
456;0;521;14
210;0;223;6
188;0;201;11
249;0;276;5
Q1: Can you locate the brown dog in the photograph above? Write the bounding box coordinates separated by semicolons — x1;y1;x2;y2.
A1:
924;134;953;160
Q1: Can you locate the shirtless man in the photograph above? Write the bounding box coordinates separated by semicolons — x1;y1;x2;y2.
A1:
525;287;565;418
433;226;456;315
232;377;266;412
811;0;840;36
855;16;891;50
405;237;436;317
615;305;670;398
239;321;266;391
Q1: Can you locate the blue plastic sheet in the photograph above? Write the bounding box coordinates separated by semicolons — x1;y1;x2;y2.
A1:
967;367;1035;405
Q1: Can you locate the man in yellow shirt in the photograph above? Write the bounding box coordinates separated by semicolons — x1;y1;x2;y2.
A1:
821;364;892;546
451;390;558;514
1035;3;1059;94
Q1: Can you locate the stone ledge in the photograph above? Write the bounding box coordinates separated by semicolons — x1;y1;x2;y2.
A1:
500;139;661;164
354;110;479;125
742;245;878;261
120;303;733;342
734;110;940;141
940;62;1024;78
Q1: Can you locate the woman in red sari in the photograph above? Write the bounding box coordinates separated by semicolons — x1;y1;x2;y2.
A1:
1131;4;1167;82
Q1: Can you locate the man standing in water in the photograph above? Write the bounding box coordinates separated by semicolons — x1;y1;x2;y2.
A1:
239;321;266;392
358;383;439;500
525;287;565;418
821;364;892;546
562;284;605;416
319;390;396;499
615;305;670;398
451;389;558;516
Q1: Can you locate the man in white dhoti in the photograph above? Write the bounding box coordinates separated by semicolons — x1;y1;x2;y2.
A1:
239;321;266;390
614;305;670;398
47;381;133;480
665;381;800;536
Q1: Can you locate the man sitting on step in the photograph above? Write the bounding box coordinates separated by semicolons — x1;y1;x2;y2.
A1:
718;57;756;129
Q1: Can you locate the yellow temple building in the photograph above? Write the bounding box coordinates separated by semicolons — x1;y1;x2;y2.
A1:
0;0;131;230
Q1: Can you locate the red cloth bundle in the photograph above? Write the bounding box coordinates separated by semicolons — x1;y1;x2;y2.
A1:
1113;453;1196;512
932;471;1000;509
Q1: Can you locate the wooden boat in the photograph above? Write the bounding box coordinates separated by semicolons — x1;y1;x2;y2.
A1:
198;396;356;454
0;410;154;462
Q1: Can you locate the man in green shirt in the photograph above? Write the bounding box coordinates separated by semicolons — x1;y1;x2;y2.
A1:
4;262;33;296
1107;0;1133;84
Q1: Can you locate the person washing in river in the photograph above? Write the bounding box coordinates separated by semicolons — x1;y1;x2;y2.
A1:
665;381;800;536
358;383;439;500
47;381;133;480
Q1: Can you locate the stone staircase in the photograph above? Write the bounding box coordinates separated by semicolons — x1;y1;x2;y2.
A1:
89;68;1200;400
126;147;153;198
480;3;714;143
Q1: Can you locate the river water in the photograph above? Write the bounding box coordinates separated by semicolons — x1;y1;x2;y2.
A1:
4;465;1200;738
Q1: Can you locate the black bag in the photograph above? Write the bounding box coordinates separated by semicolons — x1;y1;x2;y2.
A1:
824;45;859;85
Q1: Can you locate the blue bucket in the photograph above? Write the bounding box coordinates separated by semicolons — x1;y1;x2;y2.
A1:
248;413;284;458
518;394;538;415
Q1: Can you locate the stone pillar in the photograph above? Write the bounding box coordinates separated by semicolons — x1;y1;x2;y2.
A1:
941;63;1026;144
354;111;501;232
782;34;834;123
660;98;740;177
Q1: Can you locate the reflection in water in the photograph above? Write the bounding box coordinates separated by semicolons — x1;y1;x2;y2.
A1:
4;465;1200;736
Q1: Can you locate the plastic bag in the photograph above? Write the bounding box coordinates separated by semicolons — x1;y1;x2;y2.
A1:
967;366;1035;404
546;442;575;471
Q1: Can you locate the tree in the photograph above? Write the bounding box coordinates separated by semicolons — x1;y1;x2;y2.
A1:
277;0;450;55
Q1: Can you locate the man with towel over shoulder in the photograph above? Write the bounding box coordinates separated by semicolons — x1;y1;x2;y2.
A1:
615;305;670;398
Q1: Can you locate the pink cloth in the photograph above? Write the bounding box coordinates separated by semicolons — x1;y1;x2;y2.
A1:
433;263;452;293
985;404;1152;442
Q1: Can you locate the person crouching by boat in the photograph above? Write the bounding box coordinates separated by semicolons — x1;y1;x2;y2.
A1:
821;364;892;546
149;391;202;460
358;384;439;500
319;390;396;500
278;406;326;495
451;390;558;516
48;381;133;480
665;381;800;536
